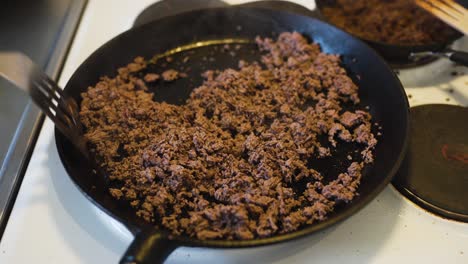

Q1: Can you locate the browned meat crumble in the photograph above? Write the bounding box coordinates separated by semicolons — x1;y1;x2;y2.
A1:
161;69;180;81
321;0;459;45
80;32;378;240
143;73;160;82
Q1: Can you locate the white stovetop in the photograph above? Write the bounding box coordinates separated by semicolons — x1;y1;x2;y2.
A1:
1;0;468;263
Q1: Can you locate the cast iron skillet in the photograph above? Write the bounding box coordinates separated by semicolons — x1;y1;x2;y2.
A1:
55;7;409;264
315;0;468;66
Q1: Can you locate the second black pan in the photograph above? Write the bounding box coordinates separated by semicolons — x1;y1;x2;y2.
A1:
315;0;468;66
55;7;409;264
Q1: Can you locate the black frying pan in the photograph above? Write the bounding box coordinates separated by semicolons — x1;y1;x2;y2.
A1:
55;7;409;264
315;0;468;66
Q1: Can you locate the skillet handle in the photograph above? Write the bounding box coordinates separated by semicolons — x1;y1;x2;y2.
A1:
410;49;468;67
448;50;468;67
120;230;178;264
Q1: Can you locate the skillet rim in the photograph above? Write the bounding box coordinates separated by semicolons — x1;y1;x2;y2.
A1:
55;6;410;248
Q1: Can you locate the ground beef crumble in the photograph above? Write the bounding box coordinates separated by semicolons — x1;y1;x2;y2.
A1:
321;0;460;45
80;32;379;240
162;69;180;81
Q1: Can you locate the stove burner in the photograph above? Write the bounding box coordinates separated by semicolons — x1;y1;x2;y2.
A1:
392;104;468;222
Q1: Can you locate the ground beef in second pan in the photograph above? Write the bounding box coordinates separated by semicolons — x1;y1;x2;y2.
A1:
79;32;379;240
321;0;459;45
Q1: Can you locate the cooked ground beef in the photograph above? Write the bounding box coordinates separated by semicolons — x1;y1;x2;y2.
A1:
161;69;180;81
80;32;379;240
321;0;459;45
143;73;160;82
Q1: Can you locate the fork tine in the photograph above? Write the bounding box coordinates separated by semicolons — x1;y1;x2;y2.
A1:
33;79;76;123
40;73;81;121
40;72;66;97
440;0;466;14
425;0;462;20
432;0;464;19
416;0;461;24
33;79;61;102
0;51;89;158
33;79;89;158
416;0;468;35
65;98;81;127
29;86;75;135
36;73;81;120
38;72;71;109
32;80;77;129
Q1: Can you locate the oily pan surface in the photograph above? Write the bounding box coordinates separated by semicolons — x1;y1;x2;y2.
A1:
79;32;380;241
321;0;460;45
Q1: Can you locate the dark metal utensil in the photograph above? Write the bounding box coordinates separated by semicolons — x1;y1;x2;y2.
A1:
0;52;88;157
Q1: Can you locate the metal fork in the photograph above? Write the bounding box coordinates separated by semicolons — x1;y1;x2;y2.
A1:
0;52;88;158
415;0;468;35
